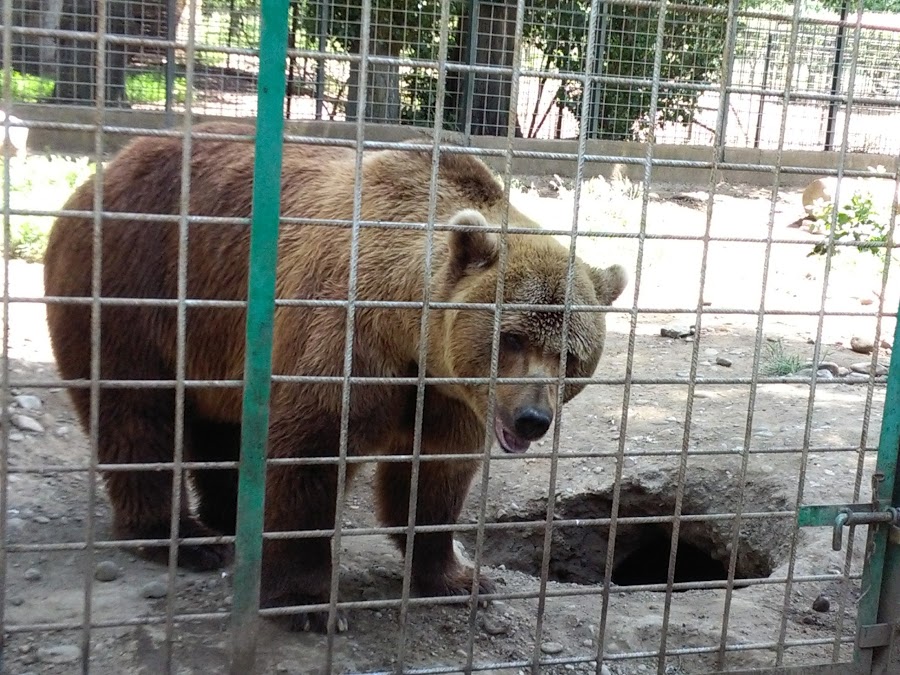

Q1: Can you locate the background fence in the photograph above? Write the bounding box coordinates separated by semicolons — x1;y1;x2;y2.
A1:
6;0;900;153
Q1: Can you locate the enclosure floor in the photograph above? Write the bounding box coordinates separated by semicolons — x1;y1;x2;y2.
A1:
3;178;892;674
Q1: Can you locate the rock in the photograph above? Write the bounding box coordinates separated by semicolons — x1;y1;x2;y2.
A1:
816;369;834;380
704;348;719;357
846;373;871;383
9;431;23;441
693;390;715;399
813;361;841;377
141;580;168;599
716;356;733;367
13;395;42;411
10;596;24;606
6;516;25;534
37;644;81;664
481;614;510;635
23;568;41;581
850;362;888;377
11;414;43;433
94;560;121;582
601;667;612;675
540;641;564;654
812;594;831;612
54;425;72;437
795;368;814;378
850;336;875;354
33;515;49;524
837;367;851;377
660;326;693;339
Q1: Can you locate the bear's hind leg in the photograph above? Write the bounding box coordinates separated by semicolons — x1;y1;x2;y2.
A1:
375;459;495;599
83;389;232;571
189;418;240;536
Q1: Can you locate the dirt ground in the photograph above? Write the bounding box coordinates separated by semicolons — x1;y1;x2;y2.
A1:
2;172;897;675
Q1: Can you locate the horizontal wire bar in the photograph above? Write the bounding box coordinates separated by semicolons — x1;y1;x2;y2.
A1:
6;443;878;474
9;374;889;389
4;510;801;552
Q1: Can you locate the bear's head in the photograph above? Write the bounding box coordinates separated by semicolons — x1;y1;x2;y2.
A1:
435;208;628;454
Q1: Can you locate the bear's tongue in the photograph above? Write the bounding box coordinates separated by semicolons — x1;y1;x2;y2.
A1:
494;416;531;454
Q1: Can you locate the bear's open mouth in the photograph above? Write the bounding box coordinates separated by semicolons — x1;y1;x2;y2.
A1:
494;415;531;454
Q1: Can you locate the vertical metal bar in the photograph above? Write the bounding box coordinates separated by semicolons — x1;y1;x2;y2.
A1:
165;0;176;127
753;32;774;150
588;1;608;139
462;0;525;668
775;0;865;665
0;0;13;663
655;0;732;668
315;0;329;120
228;0;290;671
530;2;602;671
324;0;372;667
163;0;197;669
716;2;804;668
714;0;740;162
593;1;664;669
394;3;452;668
463;0;478;139
80;1;109;670
824;0;849;152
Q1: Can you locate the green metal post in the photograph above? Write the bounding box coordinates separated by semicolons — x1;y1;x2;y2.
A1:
228;0;289;670
857;303;900;668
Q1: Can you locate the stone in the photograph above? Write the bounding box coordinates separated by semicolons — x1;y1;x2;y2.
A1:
850;362;888;377
37;644;81;664
94;560;121;582
23;567;41;581
54;425;72;437
812;361;841;377
660;326;693;339
13;395;42;411
812;594;830;612
11;414;43;433
837;367;851;377
481;614;509;635
850;336;875;355
33;515;49;524
540;641;564;654
141;580;168;599
716;356;733;367
9;431;23;441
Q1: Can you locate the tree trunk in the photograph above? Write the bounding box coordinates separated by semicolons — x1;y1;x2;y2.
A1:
447;0;522;137
346;23;401;123
53;0;128;105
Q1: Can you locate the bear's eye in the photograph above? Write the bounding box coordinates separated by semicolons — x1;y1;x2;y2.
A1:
500;332;527;352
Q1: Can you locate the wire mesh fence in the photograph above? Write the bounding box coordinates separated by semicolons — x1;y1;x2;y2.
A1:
2;0;900;674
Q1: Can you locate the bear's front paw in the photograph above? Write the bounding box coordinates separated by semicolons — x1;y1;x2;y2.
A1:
415;565;496;604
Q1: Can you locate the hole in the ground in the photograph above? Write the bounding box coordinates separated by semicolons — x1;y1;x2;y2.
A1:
466;477;791;589
609;526;728;588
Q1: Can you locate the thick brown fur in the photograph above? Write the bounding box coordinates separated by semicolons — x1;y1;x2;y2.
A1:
43;121;628;632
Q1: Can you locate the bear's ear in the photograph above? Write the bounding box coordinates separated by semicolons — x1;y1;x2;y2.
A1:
447;209;498;276
588;263;628;306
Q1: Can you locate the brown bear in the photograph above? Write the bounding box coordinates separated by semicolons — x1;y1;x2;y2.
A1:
43;121;627;632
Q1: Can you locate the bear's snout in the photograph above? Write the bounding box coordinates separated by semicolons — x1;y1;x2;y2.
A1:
512;405;553;440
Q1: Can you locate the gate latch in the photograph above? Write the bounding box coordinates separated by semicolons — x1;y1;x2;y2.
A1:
832;505;900;551
798;472;900;551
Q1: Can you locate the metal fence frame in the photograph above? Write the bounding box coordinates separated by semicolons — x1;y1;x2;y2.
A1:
2;0;900;673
